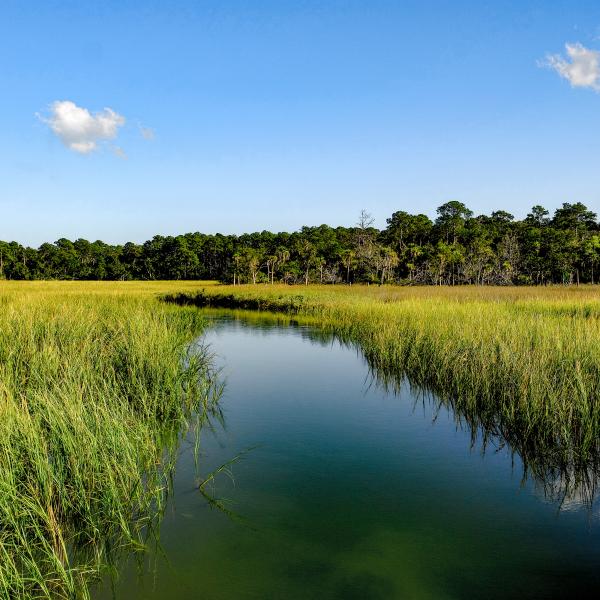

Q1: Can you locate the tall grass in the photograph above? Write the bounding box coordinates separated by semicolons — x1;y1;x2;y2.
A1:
6;279;599;597
167;284;600;500
0;282;219;599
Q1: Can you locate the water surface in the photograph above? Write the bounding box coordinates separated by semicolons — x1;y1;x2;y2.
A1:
98;312;600;599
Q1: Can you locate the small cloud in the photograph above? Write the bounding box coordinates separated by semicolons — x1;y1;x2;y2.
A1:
138;123;155;140
113;146;127;159
541;43;600;91
38;100;125;154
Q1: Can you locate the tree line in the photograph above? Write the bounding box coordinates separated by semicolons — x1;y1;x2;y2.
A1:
1;202;600;285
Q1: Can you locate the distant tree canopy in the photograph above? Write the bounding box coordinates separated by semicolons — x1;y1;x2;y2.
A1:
2;202;600;285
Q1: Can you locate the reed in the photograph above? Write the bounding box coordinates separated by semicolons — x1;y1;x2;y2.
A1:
168;284;600;492
0;281;219;599
5;279;600;598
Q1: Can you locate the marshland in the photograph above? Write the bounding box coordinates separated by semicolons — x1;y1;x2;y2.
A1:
172;284;600;497
6;2;600;598
2;281;600;598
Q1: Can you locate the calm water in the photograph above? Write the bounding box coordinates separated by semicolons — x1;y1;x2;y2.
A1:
98;312;600;599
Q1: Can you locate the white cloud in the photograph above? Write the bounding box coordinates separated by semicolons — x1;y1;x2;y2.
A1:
542;43;600;91
39;100;125;154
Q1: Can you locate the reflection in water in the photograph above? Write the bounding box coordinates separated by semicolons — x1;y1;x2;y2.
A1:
368;352;600;513
93;344;224;597
96;310;600;600
216;309;600;512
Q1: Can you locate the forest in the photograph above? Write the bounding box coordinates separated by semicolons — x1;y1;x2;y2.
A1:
1;201;599;285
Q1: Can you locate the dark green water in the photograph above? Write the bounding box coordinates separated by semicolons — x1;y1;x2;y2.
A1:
98;312;600;599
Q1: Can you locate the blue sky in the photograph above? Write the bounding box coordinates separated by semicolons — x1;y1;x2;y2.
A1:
2;0;600;246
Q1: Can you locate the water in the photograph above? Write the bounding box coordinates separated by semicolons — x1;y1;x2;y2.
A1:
98;312;600;599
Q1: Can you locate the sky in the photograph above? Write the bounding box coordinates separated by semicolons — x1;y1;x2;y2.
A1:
2;0;600;246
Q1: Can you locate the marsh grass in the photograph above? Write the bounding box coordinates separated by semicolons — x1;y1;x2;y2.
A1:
166;284;600;501
0;281;219;599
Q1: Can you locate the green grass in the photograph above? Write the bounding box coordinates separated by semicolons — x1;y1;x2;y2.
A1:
0;281;219;599
5;280;600;597
167;284;600;497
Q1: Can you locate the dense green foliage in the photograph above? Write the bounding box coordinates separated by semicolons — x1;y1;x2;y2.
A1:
2;202;600;285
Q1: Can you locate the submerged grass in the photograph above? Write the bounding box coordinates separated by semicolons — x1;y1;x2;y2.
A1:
0;281;219;599
166;284;600;498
